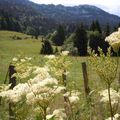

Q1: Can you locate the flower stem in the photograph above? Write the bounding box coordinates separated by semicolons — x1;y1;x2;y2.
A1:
43;108;47;120
108;84;114;120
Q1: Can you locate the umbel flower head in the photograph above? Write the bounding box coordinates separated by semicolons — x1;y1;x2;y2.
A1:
99;88;120;105
105;28;120;52
105;113;120;120
46;108;67;120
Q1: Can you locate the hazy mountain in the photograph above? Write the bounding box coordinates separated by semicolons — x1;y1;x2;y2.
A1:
0;0;57;33
37;4;120;26
0;0;120;34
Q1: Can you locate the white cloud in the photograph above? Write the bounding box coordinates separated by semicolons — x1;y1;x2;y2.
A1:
30;0;120;16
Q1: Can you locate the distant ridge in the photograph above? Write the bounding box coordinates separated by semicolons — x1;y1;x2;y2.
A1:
37;4;120;25
0;0;120;33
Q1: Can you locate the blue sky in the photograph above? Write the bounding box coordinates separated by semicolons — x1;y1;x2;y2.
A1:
30;0;120;16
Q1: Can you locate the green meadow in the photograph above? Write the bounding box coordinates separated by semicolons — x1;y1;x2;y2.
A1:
0;30;120;120
0;31;83;88
0;30;119;91
0;31;42;83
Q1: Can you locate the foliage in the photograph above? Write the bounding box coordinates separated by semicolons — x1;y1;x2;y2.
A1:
0;30;120;120
51;25;65;46
88;30;109;55
62;33;78;56
0;52;82;120
40;40;53;55
74;24;88;56
0;15;21;32
90;20;102;33
105;23;111;37
89;47;118;85
89;46;119;120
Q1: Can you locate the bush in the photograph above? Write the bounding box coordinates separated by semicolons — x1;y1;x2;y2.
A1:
40;40;53;55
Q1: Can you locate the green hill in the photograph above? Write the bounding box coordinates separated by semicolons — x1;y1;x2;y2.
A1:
0;30;84;86
0;30;43;82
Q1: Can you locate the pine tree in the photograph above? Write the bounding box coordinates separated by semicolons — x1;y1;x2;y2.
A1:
40;40;53;55
89;31;101;54
53;25;65;46
105;23;110;36
90;21;96;31
34;28;39;39
74;23;88;56
95;20;102;33
90;20;102;33
89;31;109;55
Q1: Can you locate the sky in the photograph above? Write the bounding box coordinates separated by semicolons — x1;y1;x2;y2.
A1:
30;0;120;16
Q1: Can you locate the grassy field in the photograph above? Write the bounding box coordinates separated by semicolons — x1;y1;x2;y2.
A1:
0;30;120;120
0;30;119;90
0;31;43;83
0;30;91;92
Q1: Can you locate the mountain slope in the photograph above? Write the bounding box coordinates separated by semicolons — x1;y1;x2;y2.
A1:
0;0;57;33
37;4;120;26
0;0;120;34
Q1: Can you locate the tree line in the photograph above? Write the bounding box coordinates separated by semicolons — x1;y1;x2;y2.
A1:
41;20;120;56
0;10;49;38
0;10;119;56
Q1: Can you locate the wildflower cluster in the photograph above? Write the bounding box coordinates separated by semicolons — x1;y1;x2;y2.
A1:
89;47;117;85
0;84;11;92
105;114;120;120
99;88;120;105
0;51;81;120
63;90;80;105
0;64;67;119
46;108;67;120
89;47;120;120
105;28;120;52
12;56;33;81
45;51;71;79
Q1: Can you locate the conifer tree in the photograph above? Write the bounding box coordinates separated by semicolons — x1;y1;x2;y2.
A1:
53;25;65;46
40;40;53;55
90;21;96;31
90;20;102;33
105;23;110;36
74;23;88;56
95;20;102;33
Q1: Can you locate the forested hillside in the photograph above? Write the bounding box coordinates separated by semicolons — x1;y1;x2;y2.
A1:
0;0;120;35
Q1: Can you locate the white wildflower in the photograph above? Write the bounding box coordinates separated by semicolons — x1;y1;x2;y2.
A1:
63;92;70;97
26;92;35;104
99;88;120;105
20;59;26;62
25;57;32;61
61;51;69;56
47;108;67;120
31;77;58;87
45;55;56;59
105;27;120;52
105;113;120;120
46;114;55;120
54;86;66;94
0;84;11;92
63;90;80;104
71;90;81;96
33;66;49;75
13;83;29;94
69;96;79;104
0;83;29;103
12;57;18;62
